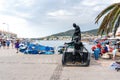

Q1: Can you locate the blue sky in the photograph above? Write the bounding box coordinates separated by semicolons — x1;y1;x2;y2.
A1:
0;0;120;38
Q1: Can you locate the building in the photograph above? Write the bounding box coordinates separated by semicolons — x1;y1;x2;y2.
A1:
0;30;17;39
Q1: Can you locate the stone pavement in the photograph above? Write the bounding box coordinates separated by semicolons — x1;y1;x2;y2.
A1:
0;48;120;80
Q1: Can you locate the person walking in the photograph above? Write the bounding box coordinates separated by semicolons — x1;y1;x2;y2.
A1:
112;43;118;60
11;40;14;49
15;40;20;53
2;40;6;49
6;40;10;49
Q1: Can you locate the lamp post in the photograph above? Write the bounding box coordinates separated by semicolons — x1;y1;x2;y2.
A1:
2;23;9;39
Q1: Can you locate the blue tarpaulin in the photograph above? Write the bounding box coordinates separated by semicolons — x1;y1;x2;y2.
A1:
19;43;54;54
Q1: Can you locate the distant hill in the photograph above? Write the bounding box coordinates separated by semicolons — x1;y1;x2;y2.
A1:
82;28;98;36
32;28;98;40
51;29;74;36
50;28;98;37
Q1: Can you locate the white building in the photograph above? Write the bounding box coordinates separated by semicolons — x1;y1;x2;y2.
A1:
0;30;17;39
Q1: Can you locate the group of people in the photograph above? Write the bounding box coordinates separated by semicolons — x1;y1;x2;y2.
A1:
92;40;119;60
0;39;20;53
0;39;12;49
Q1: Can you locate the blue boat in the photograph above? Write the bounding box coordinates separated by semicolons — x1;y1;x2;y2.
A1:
19;43;54;54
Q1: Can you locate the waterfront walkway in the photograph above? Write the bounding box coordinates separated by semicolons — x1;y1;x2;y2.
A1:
0;48;120;80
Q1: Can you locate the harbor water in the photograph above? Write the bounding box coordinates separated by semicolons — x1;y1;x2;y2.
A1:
37;40;93;53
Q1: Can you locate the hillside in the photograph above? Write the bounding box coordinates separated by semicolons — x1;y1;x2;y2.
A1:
50;28;98;37
32;28;98;40
82;28;98;36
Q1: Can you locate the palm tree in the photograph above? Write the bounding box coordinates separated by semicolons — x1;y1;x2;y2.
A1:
95;3;120;37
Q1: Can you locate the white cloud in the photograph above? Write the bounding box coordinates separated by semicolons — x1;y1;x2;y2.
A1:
0;14;30;38
81;0;98;6
22;0;36;7
81;0;120;7
47;10;73;17
93;5;107;11
0;0;8;11
14;0;36;8
63;0;67;4
112;0;120;3
13;11;33;18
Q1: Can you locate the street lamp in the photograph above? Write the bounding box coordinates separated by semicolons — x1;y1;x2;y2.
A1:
3;23;9;32
2;23;9;39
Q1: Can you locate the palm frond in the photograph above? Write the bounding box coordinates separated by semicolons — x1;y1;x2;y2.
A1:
100;30;104;36
97;12;111;35
113;16;120;37
106;26;111;34
110;8;120;31
95;3;117;24
105;6;119;33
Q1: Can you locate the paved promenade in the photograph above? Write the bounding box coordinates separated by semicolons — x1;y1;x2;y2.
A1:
0;48;120;80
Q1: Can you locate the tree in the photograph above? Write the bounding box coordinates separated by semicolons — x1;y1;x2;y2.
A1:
95;3;120;37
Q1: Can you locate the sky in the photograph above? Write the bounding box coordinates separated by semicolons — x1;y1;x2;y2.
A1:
0;0;120;38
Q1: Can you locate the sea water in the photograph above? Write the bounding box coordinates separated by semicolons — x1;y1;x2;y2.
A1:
37;40;93;53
